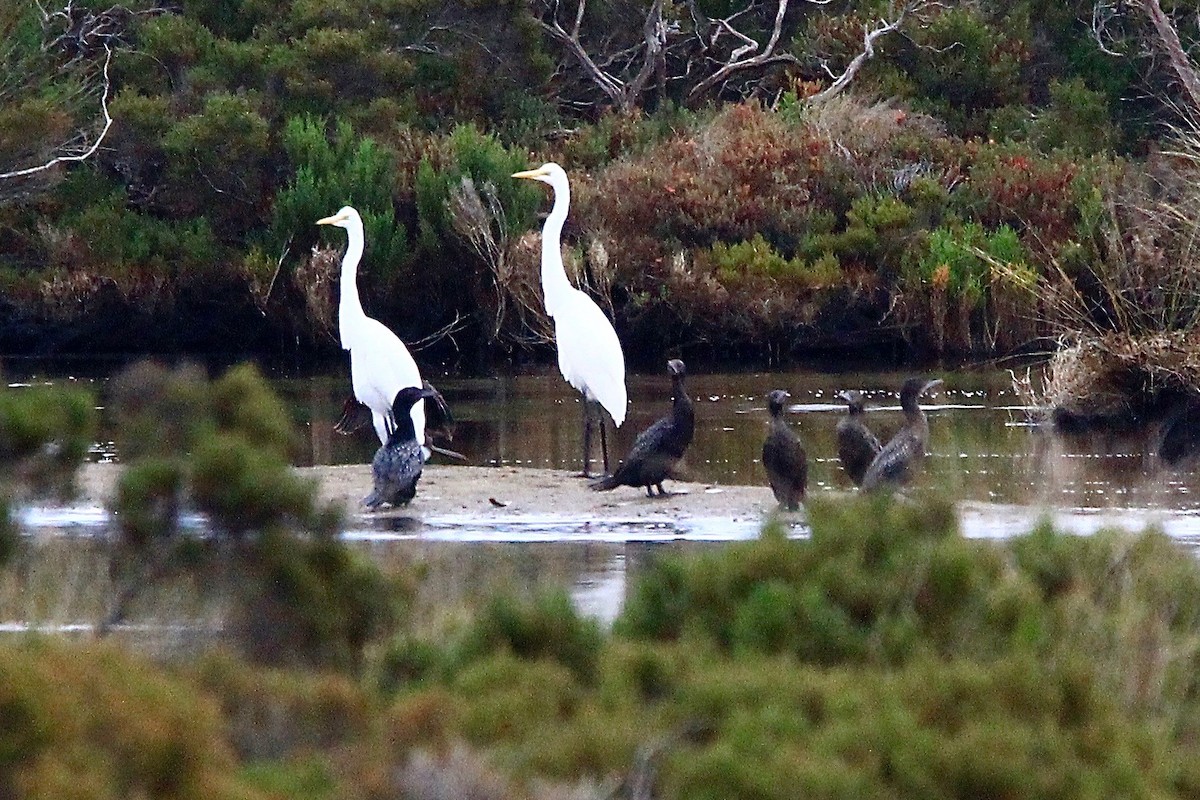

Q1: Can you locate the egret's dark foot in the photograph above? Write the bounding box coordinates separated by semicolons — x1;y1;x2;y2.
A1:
576;470;593;479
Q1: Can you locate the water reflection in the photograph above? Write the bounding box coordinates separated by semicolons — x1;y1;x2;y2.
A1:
7;361;1200;632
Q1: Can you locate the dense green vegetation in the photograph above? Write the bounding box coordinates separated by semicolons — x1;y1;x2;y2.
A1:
2;0;1198;364
8;489;1200;798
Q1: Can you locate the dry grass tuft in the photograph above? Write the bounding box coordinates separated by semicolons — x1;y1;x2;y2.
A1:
293;246;339;340
1039;331;1200;425
1035;119;1200;424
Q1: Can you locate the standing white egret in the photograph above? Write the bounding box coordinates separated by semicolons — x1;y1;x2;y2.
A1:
317;206;426;448
512;162;627;477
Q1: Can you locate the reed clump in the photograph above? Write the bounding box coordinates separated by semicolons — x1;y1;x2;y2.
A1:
1035;121;1200;427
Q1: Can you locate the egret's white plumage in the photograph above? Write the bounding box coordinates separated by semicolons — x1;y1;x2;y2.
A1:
513;163;627;472
317;206;425;446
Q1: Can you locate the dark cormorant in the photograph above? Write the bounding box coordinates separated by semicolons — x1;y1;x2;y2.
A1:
861;377;943;492
365;385;438;509
762;389;808;511
591;359;694;496
836;389;882;487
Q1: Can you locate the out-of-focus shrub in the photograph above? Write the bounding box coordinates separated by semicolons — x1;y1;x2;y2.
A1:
0;642;251;800
106;359;408;670
0;379;95;561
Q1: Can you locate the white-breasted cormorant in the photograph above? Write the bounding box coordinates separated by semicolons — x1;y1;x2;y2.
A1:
512;163;627;477
591;359;694;496
836;389;881;487
861;377;943;492
762;389;808;511
365;385;439;509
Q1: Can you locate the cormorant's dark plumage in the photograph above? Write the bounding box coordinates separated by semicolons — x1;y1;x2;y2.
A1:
861;377;942;492
365;385;438;509
836;389;881;486
591;359;694;496
762;389;807;510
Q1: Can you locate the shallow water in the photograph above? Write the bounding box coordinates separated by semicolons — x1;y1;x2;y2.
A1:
6;360;1200;631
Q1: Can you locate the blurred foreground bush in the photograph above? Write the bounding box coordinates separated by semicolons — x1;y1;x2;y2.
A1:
0;375;95;565
6;492;1200;798
104;359;410;670
378;494;1200;798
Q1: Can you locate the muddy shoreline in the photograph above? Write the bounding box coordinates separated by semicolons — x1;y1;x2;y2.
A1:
73;462;789;531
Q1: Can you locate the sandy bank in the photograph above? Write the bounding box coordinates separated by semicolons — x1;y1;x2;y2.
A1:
73;462;791;536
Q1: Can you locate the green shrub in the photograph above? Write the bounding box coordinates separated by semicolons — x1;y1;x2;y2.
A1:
413;123;541;255
162;92;272;237
0;642;250;800
449;588;604;684
272;114;405;272
917;222;1029;307
1029;78;1118;155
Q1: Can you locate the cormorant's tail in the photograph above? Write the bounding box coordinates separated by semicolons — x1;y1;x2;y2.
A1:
589;474;620;492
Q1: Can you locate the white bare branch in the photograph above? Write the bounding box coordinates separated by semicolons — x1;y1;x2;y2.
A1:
0;43;114;181
1091;0;1200;117
538;0;666;114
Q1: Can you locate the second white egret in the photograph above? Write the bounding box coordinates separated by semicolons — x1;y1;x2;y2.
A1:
512;162;627;477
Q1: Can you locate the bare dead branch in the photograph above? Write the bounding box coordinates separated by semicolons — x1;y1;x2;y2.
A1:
1092;0;1200;116
807;2;916;104
686;0;798;104
537;0;667;113
0;43;113;181
1140;0;1200;115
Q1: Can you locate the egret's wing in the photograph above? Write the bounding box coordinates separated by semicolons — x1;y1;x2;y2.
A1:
350;317;425;444
554;290;627;426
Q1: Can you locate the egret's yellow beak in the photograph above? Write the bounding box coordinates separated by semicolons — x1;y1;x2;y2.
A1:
511;167;547;180
316;212;344;226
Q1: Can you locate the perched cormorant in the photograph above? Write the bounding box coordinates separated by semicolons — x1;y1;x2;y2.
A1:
365;385;438;509
591;359;694;496
861;377;943;492
836;389;882;487
761;389;808;511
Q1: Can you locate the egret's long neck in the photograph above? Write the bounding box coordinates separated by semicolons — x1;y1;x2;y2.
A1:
339;222;366;349
540;180;573;316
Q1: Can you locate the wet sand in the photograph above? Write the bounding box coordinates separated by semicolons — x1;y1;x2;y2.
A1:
74;462;789;530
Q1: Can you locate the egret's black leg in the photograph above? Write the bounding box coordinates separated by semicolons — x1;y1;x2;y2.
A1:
599;407;610;473
580;399;593;478
645;485;653;498
655;483;666;496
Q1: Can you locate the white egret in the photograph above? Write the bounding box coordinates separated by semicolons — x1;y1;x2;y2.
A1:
317;206;426;448
512;162;627;476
